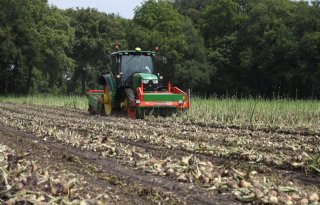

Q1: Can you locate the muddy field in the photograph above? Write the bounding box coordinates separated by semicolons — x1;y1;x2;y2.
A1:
0;102;319;205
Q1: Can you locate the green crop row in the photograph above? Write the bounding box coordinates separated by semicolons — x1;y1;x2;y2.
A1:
186;97;320;132
1;95;319;132
0;95;87;110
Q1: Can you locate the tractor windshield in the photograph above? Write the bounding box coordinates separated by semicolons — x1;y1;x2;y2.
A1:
121;55;154;79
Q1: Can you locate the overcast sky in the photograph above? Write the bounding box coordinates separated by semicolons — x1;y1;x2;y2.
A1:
47;0;144;19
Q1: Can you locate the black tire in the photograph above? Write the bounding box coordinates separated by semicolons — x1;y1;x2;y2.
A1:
177;108;188;116
120;88;136;117
136;108;145;119
88;105;95;115
124;88;135;110
100;103;106;116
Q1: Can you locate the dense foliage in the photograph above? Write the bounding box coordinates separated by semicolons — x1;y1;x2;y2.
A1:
0;0;319;98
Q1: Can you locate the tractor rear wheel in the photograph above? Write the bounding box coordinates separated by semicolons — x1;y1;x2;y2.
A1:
101;87;112;116
88;105;95;115
120;88;136;118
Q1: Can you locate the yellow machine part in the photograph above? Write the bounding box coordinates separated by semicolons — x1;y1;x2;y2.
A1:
120;97;128;113
101;87;112;115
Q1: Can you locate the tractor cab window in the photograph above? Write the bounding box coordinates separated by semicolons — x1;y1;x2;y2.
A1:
121;55;154;79
111;56;117;75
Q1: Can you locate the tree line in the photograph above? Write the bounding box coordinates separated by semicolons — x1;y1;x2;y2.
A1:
0;0;319;98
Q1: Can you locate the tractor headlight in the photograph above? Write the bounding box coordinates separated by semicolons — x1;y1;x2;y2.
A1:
152;79;158;84
178;100;183;105
142;79;149;84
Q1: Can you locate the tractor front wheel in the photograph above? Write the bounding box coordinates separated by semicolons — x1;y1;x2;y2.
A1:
120;88;136;118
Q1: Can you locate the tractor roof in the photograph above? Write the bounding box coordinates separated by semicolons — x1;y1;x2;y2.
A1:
111;50;155;56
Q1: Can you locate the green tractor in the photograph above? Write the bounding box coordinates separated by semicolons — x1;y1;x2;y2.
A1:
87;47;189;119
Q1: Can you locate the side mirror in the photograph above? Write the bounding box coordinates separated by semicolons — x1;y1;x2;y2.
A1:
106;55;111;62
154;56;168;64
162;57;167;64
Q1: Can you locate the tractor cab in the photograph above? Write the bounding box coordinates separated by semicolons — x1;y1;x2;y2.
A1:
111;48;159;91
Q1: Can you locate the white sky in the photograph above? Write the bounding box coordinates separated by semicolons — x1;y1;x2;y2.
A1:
47;0;145;19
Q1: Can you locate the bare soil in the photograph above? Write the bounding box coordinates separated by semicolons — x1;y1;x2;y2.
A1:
0;102;319;204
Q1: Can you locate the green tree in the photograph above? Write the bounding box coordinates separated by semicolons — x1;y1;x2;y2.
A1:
239;0;299;97
202;0;248;95
66;8;126;94
292;1;320;98
0;0;74;94
38;7;75;92
202;0;319;98
130;0;213;90
173;0;213;29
